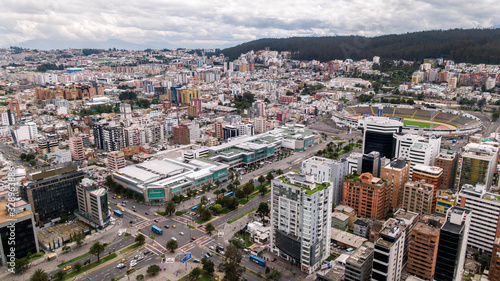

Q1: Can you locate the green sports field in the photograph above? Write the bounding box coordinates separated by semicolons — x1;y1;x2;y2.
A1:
403;120;435;128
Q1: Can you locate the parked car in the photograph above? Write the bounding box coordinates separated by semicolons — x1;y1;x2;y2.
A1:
164;225;170;229
145;212;149;215
179;232;185;236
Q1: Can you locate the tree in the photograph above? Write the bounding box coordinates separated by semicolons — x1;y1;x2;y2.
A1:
147;264;161;276
135;234;146;245
258;175;266;186
243;184;254;201
214;189;222;199
235;189;245;199
276;169;283;175
200;208;212;221
219;244;245;281
266;172;274;182
209;204;223;215
257;202;270;219
478;254;491;271
74;262;82;272
60;215;68;223
54;270;66;281
189;267;203;280
233;179;240;187
205;223;215;236
30;269;48;281
227;183;235;191
166;239;178;252
229;238;244;249
202;258;215;275
259;185;268;196
200;195;208;206
136;274;145;281
89;241;105;262
165;201;176;216
73;232;85;246
13;257;29;273
266;269;282;281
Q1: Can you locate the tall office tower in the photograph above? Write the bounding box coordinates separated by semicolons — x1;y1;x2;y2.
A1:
394;133;441;165
458;183;500;253
435;190;457;216
69;136;85;161
223;125;239;141
407;215;445;280
107;151;126;172
362;117;402;159
393;209;419;267
490;238;500;280
301;156;348;205
346;152;363;174
120;103;132;119
0;196;39;264
21;164;85;226
252;100;266;117
435;150;458;191
372;218;406;281
214;122;224;139
402;180;435;215
343;172;390;220
270;173;333;274
344;241;374;281
434;207;471;281
75;179;110;228
361;151;390;177
254;117;267;134
381;158;411;208
173;124;190;145
459;143;498;189
412;164;443;212
92;123;124;152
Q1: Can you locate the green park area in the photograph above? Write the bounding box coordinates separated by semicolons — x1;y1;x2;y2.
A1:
403;119;434;128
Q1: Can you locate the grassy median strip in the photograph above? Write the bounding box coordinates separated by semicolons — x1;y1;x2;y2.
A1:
119;243;140;254
227;207;258;224
62;253;117;280
57;252;91;268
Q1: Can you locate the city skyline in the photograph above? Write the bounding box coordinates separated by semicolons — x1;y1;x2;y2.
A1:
1;0;499;50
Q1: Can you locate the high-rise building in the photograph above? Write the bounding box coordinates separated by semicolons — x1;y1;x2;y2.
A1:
393;209;420;266
434;207;471;281
412;164;443;212
407;215;445;280
270;173;333;273
301;156;348;205
344;241;374;281
0;196;39;265
120;103;132;119
362;117;402;159
21;164;85;226
107;151;126;172
75;179;110;228
394;133;441;166
223;125;239;141
361;151;389;177
372;218;406;281
69;136;85;161
435;150;458;191
435;190;457;216
489;238;500;280
346;152;363;174
458;183;500;253
459;143;498;189
173;124;190;145
402;180;435;215
252;100;266;117
255;117;267;134
380;158;411;209
342;172;390;220
214;122;224;139
92;123;124;152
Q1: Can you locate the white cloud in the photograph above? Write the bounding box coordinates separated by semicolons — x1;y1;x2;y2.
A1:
0;0;497;48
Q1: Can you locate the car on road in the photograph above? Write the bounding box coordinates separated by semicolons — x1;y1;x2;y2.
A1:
133;209;137;212
164;225;169;229
271;258;277;262
204;253;211;259
132;206;136;209
179;232;184;236
191;237;196;240
120;208;125;212
145;212;149;215
154;213;158;216
154;219;159;223
121;258;127;263
143;251;150;255
209;245;215;250
134;255;139;259
172;225;176;228
116;263;126;269
171;237;177;241
193;259;201;263
63;266;72;271
118;196;121;199
137;256;144;261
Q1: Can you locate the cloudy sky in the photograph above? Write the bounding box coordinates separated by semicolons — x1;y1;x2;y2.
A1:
0;0;498;49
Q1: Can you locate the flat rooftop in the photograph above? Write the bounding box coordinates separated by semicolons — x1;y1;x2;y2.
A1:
0;200;32;225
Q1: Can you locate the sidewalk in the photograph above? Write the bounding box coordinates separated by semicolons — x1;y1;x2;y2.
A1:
0;218;128;281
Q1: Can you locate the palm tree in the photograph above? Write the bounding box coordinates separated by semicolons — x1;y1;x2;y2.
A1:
214;189;221;199
200;196;208;206
166;239;178;252
30;269;48;281
54;270;66;281
165;201;176;216
89;241;105;262
74;262;82;272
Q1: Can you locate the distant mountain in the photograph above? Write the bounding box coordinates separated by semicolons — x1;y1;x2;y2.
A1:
221;28;500;64
5;39;171;51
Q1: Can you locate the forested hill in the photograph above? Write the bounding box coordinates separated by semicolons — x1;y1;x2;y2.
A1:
221;29;500;64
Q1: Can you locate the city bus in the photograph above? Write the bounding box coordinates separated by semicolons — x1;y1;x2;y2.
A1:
113;210;123;217
224;191;234;197
249;255;266;266
191;205;199;211
152;225;163;235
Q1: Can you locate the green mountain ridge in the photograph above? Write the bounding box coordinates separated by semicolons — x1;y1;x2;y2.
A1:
221;28;500;64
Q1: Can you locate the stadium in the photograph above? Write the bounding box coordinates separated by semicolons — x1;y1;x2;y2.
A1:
333;104;483;136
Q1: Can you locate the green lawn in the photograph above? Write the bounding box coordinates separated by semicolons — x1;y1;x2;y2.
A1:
196;216;214;224
119;243;140;254
403;119;434;128
28;252;45;262
62;253;117;280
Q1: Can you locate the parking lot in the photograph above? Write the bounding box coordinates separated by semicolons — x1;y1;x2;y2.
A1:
138;218;207;251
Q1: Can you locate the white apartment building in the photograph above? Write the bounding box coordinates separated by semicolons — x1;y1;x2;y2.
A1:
347;152;363;174
394;133;441;167
458;183;500;253
55;149;72;164
237;123;254;137
372;218;406;281
255;117;267;134
301;156;348;205
270;173;333;274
